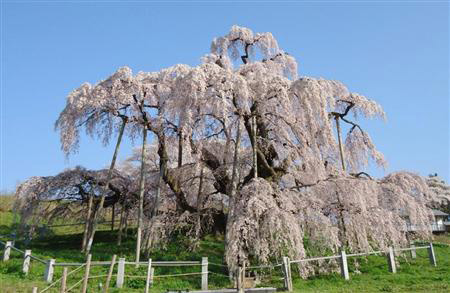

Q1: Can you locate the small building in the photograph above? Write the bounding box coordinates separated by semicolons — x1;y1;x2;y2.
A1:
431;209;449;233
401;209;450;233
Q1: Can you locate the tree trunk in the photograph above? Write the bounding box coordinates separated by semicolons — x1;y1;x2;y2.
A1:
117;204;126;246
111;203;115;231
195;166;205;238
124;209;129;236
81;195;94;251
85;117;127;254
136;126;147;266
178;129;183;168
252;115;258;178
335;116;346;172
229;117;242;198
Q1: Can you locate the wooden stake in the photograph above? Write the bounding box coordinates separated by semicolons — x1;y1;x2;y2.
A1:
23;250;32;275
103;254;116;293
136;126;147;267
340;250;349;280
44;259;55;283
387;247;396;273
2;241;12;261
116;258;125;288
81;254;92;293
335;116;346;172
428;242;437;267
144;258;152;293
201;257;208;290
60;267;68;293
85;117;127;254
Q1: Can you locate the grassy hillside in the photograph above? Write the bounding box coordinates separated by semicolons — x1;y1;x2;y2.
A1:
1;195;449;292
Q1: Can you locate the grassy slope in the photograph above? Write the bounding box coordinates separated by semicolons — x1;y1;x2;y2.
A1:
1;195;449;293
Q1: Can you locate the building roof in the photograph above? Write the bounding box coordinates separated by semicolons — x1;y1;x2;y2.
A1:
432;209;449;216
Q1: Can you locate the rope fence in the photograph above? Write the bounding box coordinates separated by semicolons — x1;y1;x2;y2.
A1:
1;238;447;293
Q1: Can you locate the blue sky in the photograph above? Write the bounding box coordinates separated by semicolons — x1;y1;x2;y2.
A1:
1;0;449;192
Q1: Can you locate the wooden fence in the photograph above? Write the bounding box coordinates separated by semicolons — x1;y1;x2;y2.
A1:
0;238;444;293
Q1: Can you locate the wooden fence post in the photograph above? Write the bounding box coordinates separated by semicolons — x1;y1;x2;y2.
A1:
81;254;92;293
201;257;208;290
387;247;396;273
60;267;68;293
3;241;12;261
428;242;437;267
144;258;152;293
150;267;155;287
116;257;125;288
103;255;116;293
236;266;244;293
44;259;55;283
32;287;38;293
282;256;293;292
23;250;32;275
410;242;416;259
340;250;349;280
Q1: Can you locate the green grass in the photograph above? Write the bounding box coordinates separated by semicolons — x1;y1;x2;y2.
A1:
1;194;450;292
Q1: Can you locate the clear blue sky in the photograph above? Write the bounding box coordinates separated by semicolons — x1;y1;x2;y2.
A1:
1;0;449;192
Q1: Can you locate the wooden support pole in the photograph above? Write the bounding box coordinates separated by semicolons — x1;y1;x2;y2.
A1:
150;267;154;287
32;287;38;293
236;266;244;293
111;204;115;231
428;242;437;267
410;242;416;259
282;256;293;292
340;250;349;280
60;267;68;293
387;247;396;273
81;254;92;293
103;254;116;293
3;241;12;261
23;249;32;275
201;257;208;290
44;259;55;283
144;258;152;293
116;258;125;288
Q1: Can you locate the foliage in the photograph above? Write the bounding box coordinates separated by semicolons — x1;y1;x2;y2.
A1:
14;26;442;277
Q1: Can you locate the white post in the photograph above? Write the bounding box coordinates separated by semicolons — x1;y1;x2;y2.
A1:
150;267;155;287
282;256;293;292
32;287;38;293
23;250;32;275
3;241;12;261
144;258;152;293
410;242;416;259
428;242;437;267
387;247;396;273
116;258;125;288
340;250;349;280
201;257;208;290
44;259;55;283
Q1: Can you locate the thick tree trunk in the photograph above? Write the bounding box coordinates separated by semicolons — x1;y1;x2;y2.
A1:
136;126;147;266
195;166;205;238
252;115;258;178
85;118;127;254
335;116;346;172
81;195;94;251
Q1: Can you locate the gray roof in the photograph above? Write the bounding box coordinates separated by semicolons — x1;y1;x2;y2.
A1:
432;209;449;216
